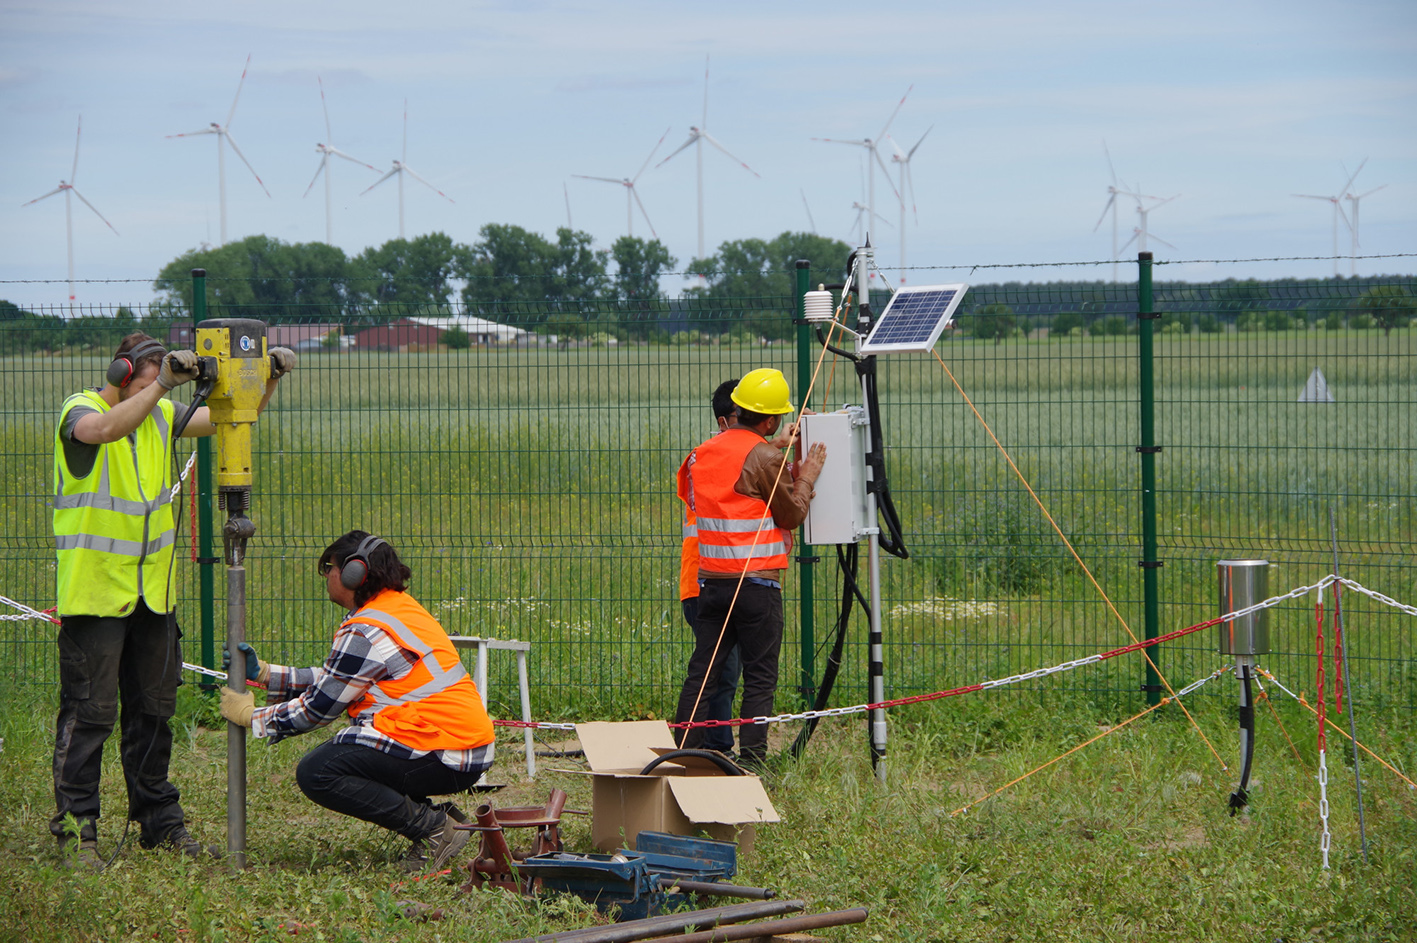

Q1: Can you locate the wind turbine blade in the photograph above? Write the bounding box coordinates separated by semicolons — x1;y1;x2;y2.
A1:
166;128;218;139
21;187;66;207
872;145;902;203
571;174;625;186
904;164;919;223
1149;233;1178;251
700;131;760;178
1150;194;1180;209
70;187;119;234
1354;184;1388;199
800;189;817;234
227;53;252;129
327;146;378;170
883;133;906;160
318;75;332;143
361;166;400;195
812;136;870;147
402;99;408;164
1292;194;1332;201
631;187;658;240
633;127;671;183
1338;157;1367;197
876;84;913;141
907;125;932;159
564;181;573;229
71;116;82;184
1093;193;1116;231
702;53;710;127
222;131;272;197
1337;202;1352;233
402;165;455;203
655;133;699;169
1119;229;1139;253
1103;140;1118;185
303;157;327;198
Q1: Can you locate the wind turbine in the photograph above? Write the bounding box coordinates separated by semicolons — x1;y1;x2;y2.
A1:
886;125;931;284
800;189;818;235
849;201;892;245
22;116;118;315
1341;160;1386;277
1293;161;1364;276
1119;193;1179;254
655;55;761;262
813;86;909;252
1092;142;1131;282
303;76;378;246
572;128;670;240
167;54;270;246
361;100;455;240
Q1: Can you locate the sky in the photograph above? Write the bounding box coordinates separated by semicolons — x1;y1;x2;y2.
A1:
2;0;1415;311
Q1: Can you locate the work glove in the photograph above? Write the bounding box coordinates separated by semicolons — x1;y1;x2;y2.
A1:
268;347;297;380
157;349;200;390
219;688;255;728
222;641;270;684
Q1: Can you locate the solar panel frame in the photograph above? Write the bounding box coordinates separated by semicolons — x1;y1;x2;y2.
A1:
858;283;970;354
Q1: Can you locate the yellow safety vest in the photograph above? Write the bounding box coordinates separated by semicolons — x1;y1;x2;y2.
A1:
52;390;177;618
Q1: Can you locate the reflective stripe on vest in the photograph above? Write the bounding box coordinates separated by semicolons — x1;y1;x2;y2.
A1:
53;391;176;618
343;590;496;752
682;427;792;575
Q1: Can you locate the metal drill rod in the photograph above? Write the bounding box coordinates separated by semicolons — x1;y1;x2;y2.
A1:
1329;506;1369;864
654;878;777;899
500;899;806;943
664;907;869;943
226;561;247;869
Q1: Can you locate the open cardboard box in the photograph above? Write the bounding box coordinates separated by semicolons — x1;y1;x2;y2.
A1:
569;721;779;854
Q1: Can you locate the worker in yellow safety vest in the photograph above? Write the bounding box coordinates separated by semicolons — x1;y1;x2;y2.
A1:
51;332;294;870
672;368;826;766
220;531;496;873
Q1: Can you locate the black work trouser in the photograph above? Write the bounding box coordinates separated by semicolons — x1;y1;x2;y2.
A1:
295;740;490;840
681;598;742;754
673;579;783;762
51;600;187;845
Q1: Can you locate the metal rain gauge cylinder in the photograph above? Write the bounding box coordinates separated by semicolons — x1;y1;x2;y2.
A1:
1217;558;1269;814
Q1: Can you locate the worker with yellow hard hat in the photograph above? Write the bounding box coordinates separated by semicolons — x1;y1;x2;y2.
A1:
672;368;826;766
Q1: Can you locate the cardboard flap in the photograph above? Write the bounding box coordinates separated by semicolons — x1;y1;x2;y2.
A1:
576;721;677;773
667;776;780;825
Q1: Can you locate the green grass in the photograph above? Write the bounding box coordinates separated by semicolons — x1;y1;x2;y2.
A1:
0;683;1413;942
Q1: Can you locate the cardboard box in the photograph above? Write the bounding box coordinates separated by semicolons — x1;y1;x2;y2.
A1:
572;721;780;854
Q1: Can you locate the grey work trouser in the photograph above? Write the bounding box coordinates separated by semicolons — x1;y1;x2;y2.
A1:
50;600;188;845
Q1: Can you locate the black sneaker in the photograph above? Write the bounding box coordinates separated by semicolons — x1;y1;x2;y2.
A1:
160;826;222;860
58;837;104;872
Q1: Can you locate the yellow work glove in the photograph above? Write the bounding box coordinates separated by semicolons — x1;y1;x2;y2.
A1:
220;688;255;728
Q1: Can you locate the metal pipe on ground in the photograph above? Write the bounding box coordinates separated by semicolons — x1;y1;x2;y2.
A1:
499;899;806;943
661;907;869;943
654;878;776;900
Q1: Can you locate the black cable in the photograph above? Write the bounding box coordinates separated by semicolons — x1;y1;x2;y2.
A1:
790;544;860;759
1229;665;1255;815
857;357;908;559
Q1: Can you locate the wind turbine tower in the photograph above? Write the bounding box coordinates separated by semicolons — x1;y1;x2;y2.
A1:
1293;160;1365;277
1341;160;1385;277
304;77;378;246
22;116;118;314
813;86;909;255
1092;143;1132;282
656;55;761;262
887;126;931;284
1120;193;1179;255
167;54;271;246
572;129;671;239
361;100;455;240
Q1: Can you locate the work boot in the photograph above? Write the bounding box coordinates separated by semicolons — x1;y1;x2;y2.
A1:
401;804;469;872
58;836;104;872
157;826;223;860
422;812;471;872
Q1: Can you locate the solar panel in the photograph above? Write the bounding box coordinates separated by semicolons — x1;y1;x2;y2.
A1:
858;283;969;354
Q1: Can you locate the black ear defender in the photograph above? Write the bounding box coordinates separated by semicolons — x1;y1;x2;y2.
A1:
340;535;388;590
106;339;168;388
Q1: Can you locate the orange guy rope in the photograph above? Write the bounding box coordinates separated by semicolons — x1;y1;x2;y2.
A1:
931;347;1228;771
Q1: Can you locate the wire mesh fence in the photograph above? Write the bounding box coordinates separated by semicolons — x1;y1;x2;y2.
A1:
2;263;1414;724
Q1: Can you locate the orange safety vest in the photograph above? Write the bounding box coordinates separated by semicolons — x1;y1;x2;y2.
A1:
345;589;496;752
678;501;700;601
678;427;792;576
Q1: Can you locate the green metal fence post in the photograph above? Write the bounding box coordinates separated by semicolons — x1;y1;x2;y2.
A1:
192;268;217;688
1137;251;1161;706
794;259;816;708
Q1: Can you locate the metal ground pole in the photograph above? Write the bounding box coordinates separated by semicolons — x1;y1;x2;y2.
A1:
853;245;887;782
794;259;816;708
226;565;247;869
1137;251;1162;706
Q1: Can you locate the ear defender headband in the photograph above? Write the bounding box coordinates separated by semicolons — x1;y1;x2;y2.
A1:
106;339;168;388
339;535;388;590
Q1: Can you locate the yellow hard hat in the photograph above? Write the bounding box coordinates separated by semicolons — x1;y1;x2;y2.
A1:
731;368;794;415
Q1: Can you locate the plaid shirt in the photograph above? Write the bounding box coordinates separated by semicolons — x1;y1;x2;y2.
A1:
250;612;495;773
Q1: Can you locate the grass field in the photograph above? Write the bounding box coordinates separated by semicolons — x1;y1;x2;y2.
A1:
0;681;1413;943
